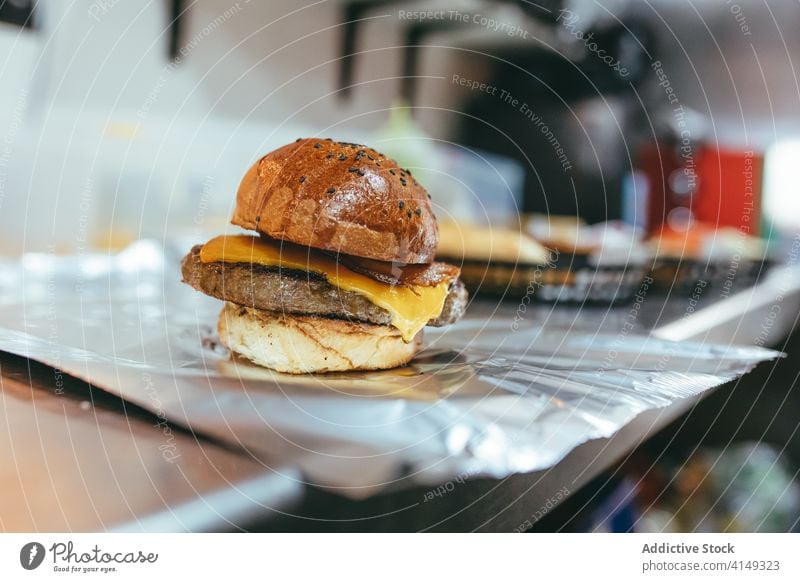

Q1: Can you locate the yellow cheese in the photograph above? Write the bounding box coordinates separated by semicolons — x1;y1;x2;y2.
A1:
199;235;450;342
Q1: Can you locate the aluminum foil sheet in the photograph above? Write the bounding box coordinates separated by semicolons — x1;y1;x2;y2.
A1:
0;240;781;498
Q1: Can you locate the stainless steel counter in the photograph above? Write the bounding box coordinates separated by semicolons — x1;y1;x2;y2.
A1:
2;265;798;532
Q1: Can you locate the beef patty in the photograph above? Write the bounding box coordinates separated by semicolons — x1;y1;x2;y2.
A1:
181;245;467;327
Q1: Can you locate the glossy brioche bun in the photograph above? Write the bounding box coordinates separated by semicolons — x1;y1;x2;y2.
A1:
218;302;423;374
232;138;438;264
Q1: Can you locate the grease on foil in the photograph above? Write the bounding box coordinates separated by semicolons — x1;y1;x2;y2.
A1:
0;240;781;498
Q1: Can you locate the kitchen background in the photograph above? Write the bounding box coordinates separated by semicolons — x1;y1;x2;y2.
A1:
1;0;799;256
2;0;800;533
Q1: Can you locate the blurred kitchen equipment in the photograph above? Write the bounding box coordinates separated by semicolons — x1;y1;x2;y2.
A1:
455;14;655;223
3;0;800;258
694;147;764;235
637;127;764;238
337;0;565;103
0;0;35;28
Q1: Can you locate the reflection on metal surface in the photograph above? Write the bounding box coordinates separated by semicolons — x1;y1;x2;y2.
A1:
0;241;781;498
216;350;476;402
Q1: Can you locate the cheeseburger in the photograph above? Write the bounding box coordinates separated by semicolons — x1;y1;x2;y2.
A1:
181;138;467;374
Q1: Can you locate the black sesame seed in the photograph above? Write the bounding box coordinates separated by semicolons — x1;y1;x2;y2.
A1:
326;152;333;159
415;208;422;216
400;178;407;186
325;138;333;141
399;201;405;209
407;209;413;218
348;167;358;173
406;168;413;176
389;169;396;175
376;162;381;166
367;155;375;161
327;187;336;194
357;169;365;177
339;154;347;161
299;175;306;183
314;143;321;149
427;193;432;199
295;138;302;142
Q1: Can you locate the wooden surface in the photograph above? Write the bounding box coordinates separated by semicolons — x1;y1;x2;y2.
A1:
0;354;299;531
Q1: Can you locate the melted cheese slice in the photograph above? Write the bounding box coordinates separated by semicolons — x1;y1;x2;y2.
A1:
200;235;450;342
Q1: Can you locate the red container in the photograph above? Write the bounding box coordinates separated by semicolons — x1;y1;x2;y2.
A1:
638;142;763;236
693;147;763;236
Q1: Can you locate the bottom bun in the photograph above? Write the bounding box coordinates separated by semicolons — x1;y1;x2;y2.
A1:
218;302;423;374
